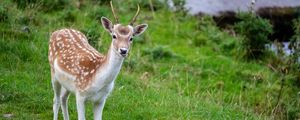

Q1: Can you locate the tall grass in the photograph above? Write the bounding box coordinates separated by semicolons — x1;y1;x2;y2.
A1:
0;0;299;119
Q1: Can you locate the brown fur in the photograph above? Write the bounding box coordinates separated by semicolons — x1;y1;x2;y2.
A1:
117;26;130;35
49;29;107;91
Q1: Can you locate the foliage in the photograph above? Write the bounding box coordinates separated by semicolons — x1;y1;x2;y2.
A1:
197;16;238;55
263;17;300;118
265;41;300;119
172;0;186;12
290;18;300;64
13;0;69;12
284;18;300;86
234;13;273;59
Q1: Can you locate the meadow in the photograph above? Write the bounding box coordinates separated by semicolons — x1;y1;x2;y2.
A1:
0;0;299;119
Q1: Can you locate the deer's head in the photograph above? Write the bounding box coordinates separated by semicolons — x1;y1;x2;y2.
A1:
101;1;148;57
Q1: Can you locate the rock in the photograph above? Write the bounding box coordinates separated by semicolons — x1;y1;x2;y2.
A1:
3;113;13;119
22;26;30;33
184;0;300;16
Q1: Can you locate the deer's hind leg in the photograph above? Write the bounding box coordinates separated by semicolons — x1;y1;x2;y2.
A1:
51;74;62;120
60;87;70;120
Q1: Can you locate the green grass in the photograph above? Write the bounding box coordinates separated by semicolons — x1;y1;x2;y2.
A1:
0;0;299;119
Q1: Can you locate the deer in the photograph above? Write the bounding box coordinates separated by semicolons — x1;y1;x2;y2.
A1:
48;1;148;120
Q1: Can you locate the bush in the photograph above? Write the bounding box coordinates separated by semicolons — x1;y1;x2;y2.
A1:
286;18;300;85
290;18;300;63
264;18;300;118
234;13;273;59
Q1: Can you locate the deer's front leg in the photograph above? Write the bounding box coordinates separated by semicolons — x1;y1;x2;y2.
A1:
76;92;86;120
93;99;106;120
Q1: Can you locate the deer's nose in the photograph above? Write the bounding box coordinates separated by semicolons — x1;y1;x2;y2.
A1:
120;48;128;54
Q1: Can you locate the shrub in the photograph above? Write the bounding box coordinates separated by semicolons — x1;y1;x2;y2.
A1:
268;18;300;87
264;18;300;118
286;18;300;85
290;18;300;63
234;13;273;59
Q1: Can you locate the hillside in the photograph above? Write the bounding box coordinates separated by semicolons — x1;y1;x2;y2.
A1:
0;0;299;119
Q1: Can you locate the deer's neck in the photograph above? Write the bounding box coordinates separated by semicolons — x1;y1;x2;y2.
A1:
105;43;124;70
93;43;124;88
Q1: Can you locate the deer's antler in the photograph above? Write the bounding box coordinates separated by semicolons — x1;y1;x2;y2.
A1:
129;4;140;25
110;1;119;23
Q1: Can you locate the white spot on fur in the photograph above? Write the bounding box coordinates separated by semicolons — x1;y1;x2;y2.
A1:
90;69;95;74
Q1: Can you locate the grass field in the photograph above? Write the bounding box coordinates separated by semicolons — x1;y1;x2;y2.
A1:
0;0;299;119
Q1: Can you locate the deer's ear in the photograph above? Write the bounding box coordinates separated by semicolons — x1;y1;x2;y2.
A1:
101;17;113;33
133;24;148;36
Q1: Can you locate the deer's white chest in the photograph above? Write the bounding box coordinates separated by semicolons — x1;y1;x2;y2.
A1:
86;59;123;101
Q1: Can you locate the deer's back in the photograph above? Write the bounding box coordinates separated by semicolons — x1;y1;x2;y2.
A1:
49;29;105;91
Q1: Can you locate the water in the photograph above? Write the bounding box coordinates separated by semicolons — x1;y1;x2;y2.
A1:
268;42;292;55
167;0;300;61
267;42;300;62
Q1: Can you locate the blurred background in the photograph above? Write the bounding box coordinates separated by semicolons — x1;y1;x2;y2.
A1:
0;0;300;119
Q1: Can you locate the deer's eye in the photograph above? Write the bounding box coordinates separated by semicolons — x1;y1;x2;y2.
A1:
112;35;117;39
129;38;133;41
